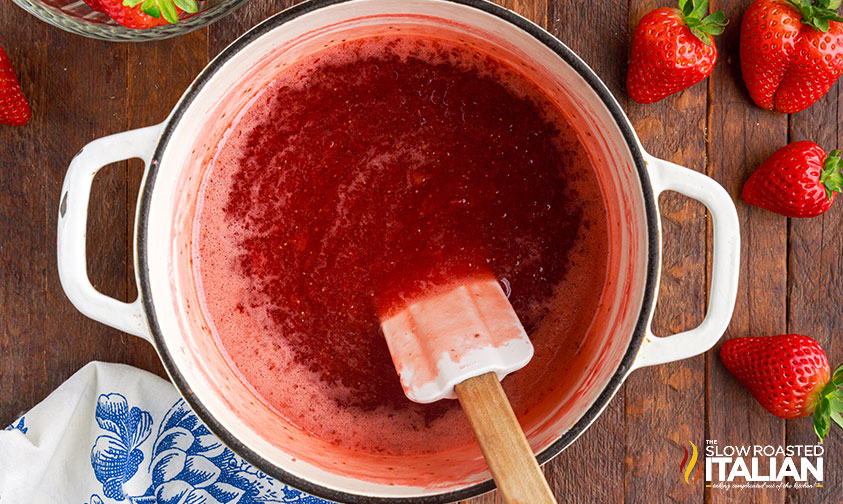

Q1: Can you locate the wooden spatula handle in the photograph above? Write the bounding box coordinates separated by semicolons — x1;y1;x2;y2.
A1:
454;372;557;504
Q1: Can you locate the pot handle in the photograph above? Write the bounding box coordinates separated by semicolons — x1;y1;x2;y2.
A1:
631;155;740;370
57;124;163;343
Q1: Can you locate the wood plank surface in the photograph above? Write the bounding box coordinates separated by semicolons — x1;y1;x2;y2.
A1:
0;3;50;423
0;1;841;503
786;82;842;504
623;0;708;501
706;2;788;504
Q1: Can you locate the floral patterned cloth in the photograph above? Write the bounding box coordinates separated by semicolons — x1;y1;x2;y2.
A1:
0;361;331;504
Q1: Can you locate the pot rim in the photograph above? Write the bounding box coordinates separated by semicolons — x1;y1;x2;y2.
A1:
137;0;660;502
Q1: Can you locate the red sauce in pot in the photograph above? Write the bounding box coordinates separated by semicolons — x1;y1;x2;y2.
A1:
194;35;609;455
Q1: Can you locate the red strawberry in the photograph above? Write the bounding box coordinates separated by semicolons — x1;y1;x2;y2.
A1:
741;0;843;113
99;0;168;29
99;0;198;29
0;45;31;127
627;0;727;104
741;141;843;217
720;334;843;441
82;0;106;13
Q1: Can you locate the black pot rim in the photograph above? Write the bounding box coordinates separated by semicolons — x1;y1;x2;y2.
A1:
137;1;659;502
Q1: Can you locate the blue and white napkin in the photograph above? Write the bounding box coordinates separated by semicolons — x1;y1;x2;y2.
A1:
0;361;331;504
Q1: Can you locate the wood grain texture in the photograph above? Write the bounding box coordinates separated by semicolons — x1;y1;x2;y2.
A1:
706;2;787;503
1;5;143;421
1;0;842;502
455;372;556;504
0;3;50;423
785;82;842;504
623;0;708;501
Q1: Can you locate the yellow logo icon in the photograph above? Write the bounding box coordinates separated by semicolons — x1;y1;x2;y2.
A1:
680;442;703;486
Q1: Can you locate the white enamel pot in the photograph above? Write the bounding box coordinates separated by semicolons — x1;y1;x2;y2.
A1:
57;0;741;502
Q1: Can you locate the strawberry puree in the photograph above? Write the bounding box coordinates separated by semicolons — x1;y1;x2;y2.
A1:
194;35;609;455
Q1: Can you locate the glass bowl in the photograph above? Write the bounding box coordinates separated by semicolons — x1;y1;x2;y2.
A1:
10;0;248;41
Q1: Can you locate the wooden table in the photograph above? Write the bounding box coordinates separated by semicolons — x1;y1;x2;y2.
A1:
1;1;840;502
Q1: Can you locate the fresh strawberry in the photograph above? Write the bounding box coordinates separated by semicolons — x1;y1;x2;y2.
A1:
741;0;843;113
82;0;106;13
99;0;198;29
0;45;31;127
720;335;843;441
742;141;843;217
627;0;727;104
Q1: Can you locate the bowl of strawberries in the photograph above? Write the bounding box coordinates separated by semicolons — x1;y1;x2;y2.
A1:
11;0;246;41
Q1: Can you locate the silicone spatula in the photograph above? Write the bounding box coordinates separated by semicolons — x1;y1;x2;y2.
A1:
379;276;557;504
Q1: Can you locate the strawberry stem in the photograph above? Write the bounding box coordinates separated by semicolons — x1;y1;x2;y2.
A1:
814;363;843;442
820;150;843;200
787;0;843;32
678;0;728;45
122;0;191;23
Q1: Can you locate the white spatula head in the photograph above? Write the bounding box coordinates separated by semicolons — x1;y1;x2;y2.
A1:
379;277;534;403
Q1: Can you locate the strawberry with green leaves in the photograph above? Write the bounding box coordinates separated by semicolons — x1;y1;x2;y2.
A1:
721;334;843;442
741;0;843;113
742;141;842;218
627;0;728;104
99;0;198;29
